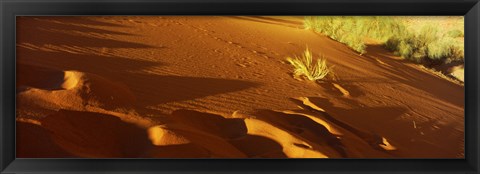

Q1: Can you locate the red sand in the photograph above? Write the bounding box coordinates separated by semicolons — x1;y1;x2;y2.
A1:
16;16;464;158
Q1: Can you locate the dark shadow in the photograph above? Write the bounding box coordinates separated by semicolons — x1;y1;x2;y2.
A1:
17;17;153;48
254;109;347;157
19;17;134;36
229;135;287;158
321;77;399;84
288;97;407;153
323;40;463;108
18;109;287;158
17;49;164;75
409;119;464;157
26;16;129;28
41;109;153;157
249;16;304;26
16;121;74;158
17;48;259;114
17;63;66;91
17;17;259;111
300;96;462;157
170;109;248;139
306;97;406;132
228;16;301;29
142;143;212;158
363;45;464;108
169;109;288;158
125;74;260;108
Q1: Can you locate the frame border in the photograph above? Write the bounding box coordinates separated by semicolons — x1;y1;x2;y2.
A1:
1;0;479;173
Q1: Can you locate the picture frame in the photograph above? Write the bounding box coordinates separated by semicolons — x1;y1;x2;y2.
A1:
1;0;479;173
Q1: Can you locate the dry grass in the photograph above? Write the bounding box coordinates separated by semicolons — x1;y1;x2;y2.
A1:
385;23;464;64
287;48;332;81
304;16;405;54
304;16;464;65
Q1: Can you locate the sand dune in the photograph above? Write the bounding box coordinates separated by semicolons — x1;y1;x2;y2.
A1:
16;16;464;158
17;64;136;118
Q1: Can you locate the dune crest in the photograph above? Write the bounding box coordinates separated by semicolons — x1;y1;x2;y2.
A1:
61;71;80;89
147;126;191;146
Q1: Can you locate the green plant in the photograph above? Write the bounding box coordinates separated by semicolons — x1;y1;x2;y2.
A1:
287;48;332;81
304;16;405;54
304;16;365;54
385;25;464;64
305;16;464;65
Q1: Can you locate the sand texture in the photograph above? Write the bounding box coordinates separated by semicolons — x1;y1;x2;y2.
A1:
16;16;464;158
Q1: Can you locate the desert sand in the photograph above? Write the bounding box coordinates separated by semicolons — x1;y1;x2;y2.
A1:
16;16;464;158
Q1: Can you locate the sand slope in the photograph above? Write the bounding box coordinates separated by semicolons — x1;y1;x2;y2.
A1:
16;16;464;158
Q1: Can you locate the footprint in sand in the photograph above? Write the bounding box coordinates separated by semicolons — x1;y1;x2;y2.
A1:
226;41;244;48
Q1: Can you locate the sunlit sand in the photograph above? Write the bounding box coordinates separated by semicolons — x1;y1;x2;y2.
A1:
16;16;464;158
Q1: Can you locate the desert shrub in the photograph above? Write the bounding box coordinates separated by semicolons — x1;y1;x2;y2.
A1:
427;38;454;60
305;16;464;65
304;16;405;54
385;25;464;64
357;17;407;42
287;48;332;81
304;16;366;54
386;36;416;61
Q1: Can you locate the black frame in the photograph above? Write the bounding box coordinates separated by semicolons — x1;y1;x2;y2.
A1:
1;0;479;173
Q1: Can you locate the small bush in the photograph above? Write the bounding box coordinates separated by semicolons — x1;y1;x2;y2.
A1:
305;16;464;65
287;48;332;81
385;25;464;64
304;16;405;54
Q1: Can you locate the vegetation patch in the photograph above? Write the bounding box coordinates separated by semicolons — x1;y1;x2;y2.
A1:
304;16;464;65
287;48;333;81
304;16;405;54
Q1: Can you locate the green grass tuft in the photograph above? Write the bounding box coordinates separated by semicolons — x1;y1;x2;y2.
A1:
287;48;332;81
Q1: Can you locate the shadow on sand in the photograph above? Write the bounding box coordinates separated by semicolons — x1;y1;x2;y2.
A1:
363;45;464;108
17;17;151;48
228;16;303;28
17;17;261;112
